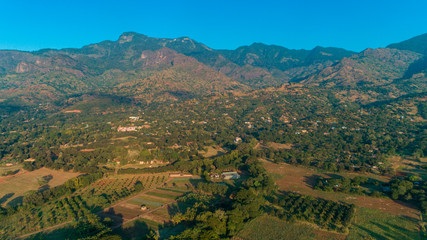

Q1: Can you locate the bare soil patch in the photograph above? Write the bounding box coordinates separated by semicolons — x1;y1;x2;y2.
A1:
80;149;95;152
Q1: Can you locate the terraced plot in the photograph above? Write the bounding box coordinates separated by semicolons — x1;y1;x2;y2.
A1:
145;189;184;200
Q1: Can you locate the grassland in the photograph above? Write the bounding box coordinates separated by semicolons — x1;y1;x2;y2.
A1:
0;164;22;175
236;214;316;240
199;145;226;158
389;156;427;180
347;207;422;240
0;168;80;207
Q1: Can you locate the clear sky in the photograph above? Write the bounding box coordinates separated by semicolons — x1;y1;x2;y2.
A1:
0;0;426;52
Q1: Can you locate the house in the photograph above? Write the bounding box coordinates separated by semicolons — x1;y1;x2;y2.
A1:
169;173;193;178
117;126;137;132
210;174;220;179
140;205;149;211
234;137;242;144
129;116;140;121
222;171;240;180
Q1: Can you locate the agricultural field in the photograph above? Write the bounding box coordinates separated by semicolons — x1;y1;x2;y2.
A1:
0;168;80;207
236;214;316;240
75;173;169;211
1;173;171;239
164;176;202;192
347;207;422;240
0;196;88;239
263;159;424;239
388;156;427;180
262;159;420;219
77;174;168;196
100;176;199;234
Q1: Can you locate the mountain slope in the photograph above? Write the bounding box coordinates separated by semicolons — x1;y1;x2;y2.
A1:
218;43;355;86
387;33;427;55
1;32;426;106
0;39;246;104
302;48;422;86
110;48;245;102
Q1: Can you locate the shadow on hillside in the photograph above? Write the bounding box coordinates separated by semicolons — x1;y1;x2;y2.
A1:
113;220;151;239
0;193;14;204
355;220;419;240
189;178;203;189
98;207;124;227
38;184;51;192
6;196;23;207
303;174;322;188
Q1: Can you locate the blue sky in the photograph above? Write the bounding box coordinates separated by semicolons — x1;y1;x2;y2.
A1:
0;0;426;52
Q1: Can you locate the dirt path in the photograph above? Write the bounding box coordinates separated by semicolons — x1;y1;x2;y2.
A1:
262;159;421;220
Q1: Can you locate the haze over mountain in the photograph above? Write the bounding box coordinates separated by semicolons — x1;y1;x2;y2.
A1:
0;32;426;105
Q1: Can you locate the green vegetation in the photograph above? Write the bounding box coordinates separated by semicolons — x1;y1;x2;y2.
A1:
315;174;427;214
347;207;421;240
0;32;426;239
271;193;355;232
236;214;315;240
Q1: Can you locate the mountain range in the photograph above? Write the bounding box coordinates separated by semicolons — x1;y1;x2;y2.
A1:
0;32;426;105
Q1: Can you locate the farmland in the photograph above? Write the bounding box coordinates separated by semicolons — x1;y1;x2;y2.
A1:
0;168;80;207
262;159;424;239
0;195;89;239
347;208;421;240
0;173;171;239
262;159;420;219
236;214;316;240
99;176;198;230
389;156;427;180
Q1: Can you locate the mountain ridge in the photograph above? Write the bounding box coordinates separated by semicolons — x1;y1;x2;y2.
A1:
0;32;426;105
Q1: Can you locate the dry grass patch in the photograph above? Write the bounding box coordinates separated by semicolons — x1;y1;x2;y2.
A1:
267;142;293;150
199;145;226;158
0;168;80;206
